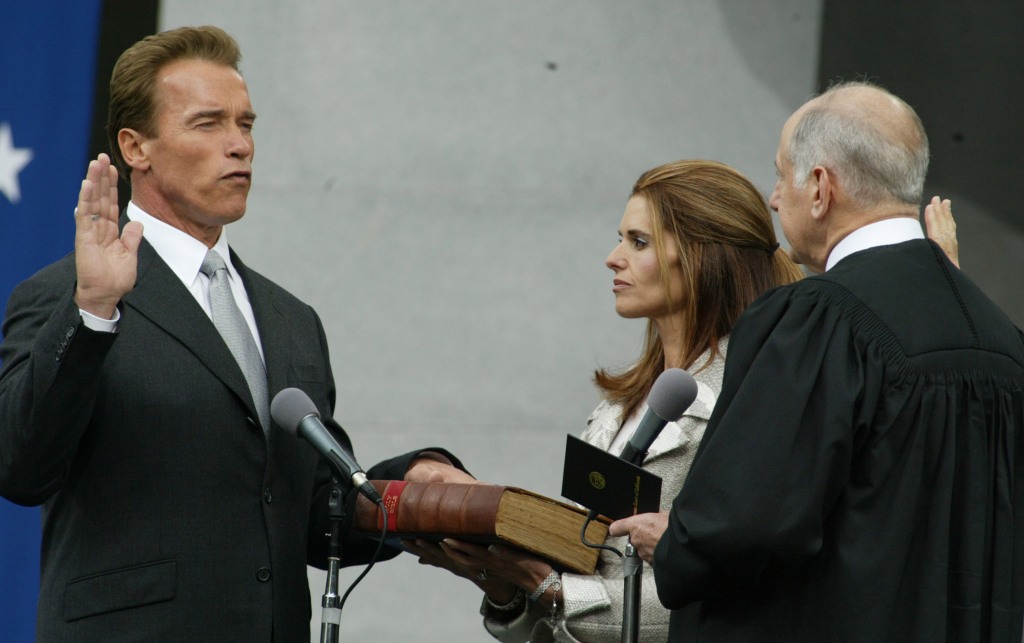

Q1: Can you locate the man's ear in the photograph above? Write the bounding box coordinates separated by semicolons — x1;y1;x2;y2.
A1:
118;128;151;172
810;166;833;221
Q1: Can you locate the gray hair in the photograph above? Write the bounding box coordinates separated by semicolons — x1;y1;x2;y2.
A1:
788;82;929;207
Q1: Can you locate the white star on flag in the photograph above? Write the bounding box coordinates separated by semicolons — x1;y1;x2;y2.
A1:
0;122;34;204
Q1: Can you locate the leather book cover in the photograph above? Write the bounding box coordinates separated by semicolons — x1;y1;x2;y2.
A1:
353;480;608;574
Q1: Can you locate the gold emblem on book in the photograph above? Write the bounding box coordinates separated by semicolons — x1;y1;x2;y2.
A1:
588;471;606;490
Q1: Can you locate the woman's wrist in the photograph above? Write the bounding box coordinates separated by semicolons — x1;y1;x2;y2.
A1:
485;586;527;612
480;580;519;606
528;570;562;614
482;586;529;624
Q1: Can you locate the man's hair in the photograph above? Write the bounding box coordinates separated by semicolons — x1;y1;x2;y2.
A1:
107;25;242;179
789;81;929;207
595;159;804;422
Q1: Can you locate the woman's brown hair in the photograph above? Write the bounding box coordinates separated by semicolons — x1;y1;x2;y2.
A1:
595;159;803;421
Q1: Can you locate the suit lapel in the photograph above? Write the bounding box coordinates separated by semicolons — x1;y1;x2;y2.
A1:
123;239;260;423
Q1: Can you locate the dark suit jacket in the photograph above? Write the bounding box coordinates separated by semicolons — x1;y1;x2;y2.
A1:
0;236;452;642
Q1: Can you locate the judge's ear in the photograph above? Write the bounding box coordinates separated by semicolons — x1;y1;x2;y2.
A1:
809;166;834;222
118;128;152;173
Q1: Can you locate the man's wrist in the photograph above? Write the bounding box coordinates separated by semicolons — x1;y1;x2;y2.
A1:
410;451;453;466
80;306;121;333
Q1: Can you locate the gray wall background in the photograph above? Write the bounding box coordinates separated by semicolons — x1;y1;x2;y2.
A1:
154;2;1021;641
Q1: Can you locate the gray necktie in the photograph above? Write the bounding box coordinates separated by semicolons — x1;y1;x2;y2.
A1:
200;249;270;432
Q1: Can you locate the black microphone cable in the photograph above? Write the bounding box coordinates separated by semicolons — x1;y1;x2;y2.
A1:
336;500;389;616
580;508;622;559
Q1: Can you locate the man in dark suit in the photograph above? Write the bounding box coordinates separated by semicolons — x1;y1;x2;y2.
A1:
0;26;470;641
610;82;1024;641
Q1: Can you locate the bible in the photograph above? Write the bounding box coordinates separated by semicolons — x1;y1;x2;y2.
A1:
354;480;609;574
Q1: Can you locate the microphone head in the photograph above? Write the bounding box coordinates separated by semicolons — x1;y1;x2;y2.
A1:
270;387;321;435
648;368;698;422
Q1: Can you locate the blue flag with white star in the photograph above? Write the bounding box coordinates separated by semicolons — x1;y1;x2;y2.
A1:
1;3;104;640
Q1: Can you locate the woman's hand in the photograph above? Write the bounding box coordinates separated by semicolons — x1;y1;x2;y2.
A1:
404;538;557;608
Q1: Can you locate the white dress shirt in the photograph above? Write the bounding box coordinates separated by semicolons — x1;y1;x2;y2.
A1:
825;217;925;271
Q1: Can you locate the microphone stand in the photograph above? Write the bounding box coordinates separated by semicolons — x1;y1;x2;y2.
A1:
320;479;345;643
621;539;642;643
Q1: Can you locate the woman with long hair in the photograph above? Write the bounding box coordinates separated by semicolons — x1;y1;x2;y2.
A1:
405;159;953;642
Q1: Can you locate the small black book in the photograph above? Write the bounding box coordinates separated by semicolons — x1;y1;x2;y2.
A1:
561;434;662;520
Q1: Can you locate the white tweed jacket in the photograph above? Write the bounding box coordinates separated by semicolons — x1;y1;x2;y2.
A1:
482;338;728;643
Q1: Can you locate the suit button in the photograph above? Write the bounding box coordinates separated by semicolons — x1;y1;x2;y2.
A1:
264;489;273;504
65;327;75;339
256;567;271;582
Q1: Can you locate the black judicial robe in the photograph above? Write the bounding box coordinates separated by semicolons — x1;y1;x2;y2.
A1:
653;239;1024;642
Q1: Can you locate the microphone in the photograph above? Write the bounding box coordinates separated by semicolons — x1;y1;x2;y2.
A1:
578;368;699;533
618;368;698;466
270;387;382;503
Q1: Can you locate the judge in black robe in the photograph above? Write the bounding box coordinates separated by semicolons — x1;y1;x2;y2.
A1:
653;238;1024;641
624;82;1024;642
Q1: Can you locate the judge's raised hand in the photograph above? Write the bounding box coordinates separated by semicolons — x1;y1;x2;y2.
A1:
608;511;669;563
74;153;143;319
923;196;958;268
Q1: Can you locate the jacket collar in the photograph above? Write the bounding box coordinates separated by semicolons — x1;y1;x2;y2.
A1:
581;338;727;458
